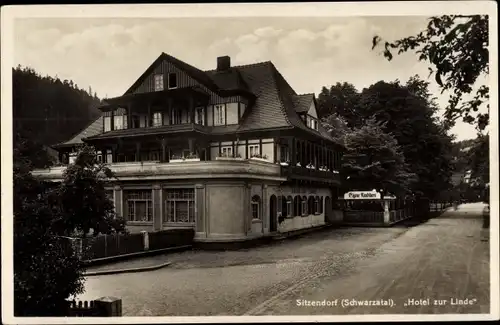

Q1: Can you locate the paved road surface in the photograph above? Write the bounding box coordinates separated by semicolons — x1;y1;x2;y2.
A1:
78;203;490;316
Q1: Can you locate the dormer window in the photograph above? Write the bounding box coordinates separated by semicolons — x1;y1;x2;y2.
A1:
154;74;164;91
307;116;318;131
168;73;177;89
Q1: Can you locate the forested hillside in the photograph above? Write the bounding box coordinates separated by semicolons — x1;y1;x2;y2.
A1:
13;66;103;167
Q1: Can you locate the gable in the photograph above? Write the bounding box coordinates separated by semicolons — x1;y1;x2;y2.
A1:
307;100;318;118
129;59;201;94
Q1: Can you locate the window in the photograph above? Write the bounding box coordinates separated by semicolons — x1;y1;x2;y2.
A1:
314;196;320;214
125;190;153;222
249;145;259;157
69;153;77;164
319;197;324;214
215;105;226;125
308;196;315;215
139;115;148;128
113;109;128;130
280;145;290;162
168;73;177;89
195;107;205;125
154;74;164;91
106;150;113;163
171;107;182;125
251;195;261;219
104;116;112;132
165;189;195;223
294;196;300;217
220;146;233;157
301;196;307;215
152;112;163;127
286;196;293;217
96;151;103;163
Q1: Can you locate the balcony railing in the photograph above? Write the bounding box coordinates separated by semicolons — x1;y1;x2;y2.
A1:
32;159;284;182
280;165;341;185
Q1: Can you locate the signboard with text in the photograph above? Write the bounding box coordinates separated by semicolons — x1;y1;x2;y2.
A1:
344;191;381;200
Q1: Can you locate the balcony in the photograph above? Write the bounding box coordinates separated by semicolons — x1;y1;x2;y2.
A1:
280;165;341;185
32;159;285;182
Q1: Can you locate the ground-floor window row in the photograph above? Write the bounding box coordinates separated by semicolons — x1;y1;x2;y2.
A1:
274;195;325;218
106;190;327;223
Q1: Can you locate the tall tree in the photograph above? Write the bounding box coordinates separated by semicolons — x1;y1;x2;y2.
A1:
13;137;85;316
317;82;361;127
356;77;454;198
53;145;126;237
372;15;489;131
341;117;417;195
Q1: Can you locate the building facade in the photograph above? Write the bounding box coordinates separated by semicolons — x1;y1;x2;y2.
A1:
32;53;344;243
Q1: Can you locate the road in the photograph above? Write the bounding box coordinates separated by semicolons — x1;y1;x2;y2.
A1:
78;203;491;316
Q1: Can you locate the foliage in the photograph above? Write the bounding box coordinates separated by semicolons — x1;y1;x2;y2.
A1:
317;82;361;127
341;117;417;195
372;15;489;131
53;145;126;237
466;134;489;185
13;65;102;154
356;78;454;198
14;146;85;316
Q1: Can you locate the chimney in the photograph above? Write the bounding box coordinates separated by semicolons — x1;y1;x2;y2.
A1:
217;56;231;71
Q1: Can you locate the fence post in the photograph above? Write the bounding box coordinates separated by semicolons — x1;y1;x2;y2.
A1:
141;231;149;251
95;296;122;316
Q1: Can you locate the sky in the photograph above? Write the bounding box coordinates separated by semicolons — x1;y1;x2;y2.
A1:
13;15;488;141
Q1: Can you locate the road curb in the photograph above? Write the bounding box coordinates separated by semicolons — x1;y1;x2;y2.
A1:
84;261;172;276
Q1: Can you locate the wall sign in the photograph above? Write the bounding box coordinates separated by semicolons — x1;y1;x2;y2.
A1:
344;191;381;200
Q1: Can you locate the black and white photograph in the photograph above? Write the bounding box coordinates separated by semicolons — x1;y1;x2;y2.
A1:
1;2;498;323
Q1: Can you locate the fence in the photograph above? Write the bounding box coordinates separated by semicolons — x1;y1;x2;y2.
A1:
82;233;144;260
429;201;453;212
64;228;195;262
67;297;122;317
148;228;195;251
344;211;385;223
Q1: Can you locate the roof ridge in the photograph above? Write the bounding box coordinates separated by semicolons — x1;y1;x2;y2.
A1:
267;62;293;127
204;60;272;73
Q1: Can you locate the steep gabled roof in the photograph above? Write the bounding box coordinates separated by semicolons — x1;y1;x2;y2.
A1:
293;93;315;113
205;68;250;91
56;53;341;148
124;52;220;95
53;116;103;148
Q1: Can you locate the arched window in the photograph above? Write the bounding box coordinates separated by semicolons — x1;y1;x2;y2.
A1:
294;196;300;217
308;196;315;215
319;197;324;214
251;195;261;219
315;196;320;214
280;196;288;217
286;196;293;217
302;196;307;215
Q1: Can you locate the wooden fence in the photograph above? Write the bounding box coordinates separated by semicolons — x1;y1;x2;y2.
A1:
63;228;195;262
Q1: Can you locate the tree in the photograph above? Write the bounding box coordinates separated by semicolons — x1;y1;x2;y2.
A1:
355;78;454;198
467;134;489;185
14;139;85;316
53;145;126;237
372;15;489;131
341;117;417;195
317;82;361;127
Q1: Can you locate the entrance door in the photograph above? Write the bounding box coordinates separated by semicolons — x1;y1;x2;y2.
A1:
269;195;277;232
325;196;332;224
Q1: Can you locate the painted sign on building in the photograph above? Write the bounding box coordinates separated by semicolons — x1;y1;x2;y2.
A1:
344;191;381;200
